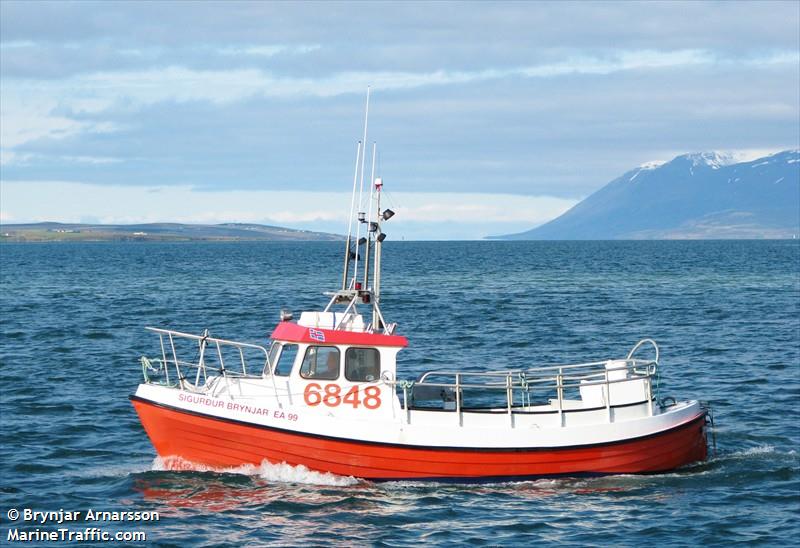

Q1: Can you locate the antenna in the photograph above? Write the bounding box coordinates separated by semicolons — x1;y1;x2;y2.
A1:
326;86;396;334
352;86;370;287
342;140;362;290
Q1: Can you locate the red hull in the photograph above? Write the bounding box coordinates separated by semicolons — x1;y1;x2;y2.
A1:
132;396;707;481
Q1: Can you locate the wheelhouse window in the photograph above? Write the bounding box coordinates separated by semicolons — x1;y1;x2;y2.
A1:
345;347;380;382
300;346;340;380
273;343;298;377
265;342;280;375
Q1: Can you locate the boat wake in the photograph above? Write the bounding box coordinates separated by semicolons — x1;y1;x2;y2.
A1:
151;456;359;486
708;444;797;464
727;444;783;457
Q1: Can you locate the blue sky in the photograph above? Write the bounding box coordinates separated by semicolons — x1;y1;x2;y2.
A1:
1;0;798;239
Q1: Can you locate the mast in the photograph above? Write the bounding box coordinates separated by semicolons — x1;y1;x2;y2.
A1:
326;87;396;333
363;142;377;292
373;179;383;329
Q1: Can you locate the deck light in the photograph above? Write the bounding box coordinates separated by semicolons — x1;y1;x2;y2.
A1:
369;222;378;233
381;209;395;221
376;233;387;242
358;237;367;245
280;309;293;321
358;212;366;222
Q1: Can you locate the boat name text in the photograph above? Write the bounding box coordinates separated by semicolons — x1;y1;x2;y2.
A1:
177;393;299;421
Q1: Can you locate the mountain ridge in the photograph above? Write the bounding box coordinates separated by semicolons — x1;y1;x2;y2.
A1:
493;149;800;240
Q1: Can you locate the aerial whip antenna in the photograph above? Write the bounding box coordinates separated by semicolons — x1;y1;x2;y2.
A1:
342;140;362;290
352;86;370;287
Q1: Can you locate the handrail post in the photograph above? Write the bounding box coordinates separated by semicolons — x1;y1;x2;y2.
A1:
604;369;612;423
506;374;514;427
158;334;170;386
646;375;653;417
652;363;659;404
403;385;410;424
195;332;207;387
216;340;233;399
238;347;247;376
168;333;184;390
557;368;564;427
455;374;462;427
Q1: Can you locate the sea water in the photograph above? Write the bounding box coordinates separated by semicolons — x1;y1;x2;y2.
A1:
0;241;798;546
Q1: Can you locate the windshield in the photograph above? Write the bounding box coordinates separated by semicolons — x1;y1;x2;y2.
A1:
265;341;281;375
272;343;298;376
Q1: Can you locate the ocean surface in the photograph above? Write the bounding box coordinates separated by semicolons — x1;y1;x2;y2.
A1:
1;240;798;546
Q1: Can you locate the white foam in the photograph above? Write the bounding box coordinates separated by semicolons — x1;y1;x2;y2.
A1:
152;456;359;486
710;445;797;462
62;463;154;479
732;445;776;456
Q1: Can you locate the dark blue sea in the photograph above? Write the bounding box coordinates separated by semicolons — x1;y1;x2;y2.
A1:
1;241;798;546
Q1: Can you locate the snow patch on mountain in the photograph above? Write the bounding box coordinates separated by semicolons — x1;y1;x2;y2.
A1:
680;151;743;169
639;160;666;170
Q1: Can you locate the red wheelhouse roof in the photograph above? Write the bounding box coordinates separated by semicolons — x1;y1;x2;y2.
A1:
270;321;409;348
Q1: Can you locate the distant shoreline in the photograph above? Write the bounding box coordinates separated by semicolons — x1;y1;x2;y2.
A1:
0;237;342;243
2;235;798;244
0;222;343;243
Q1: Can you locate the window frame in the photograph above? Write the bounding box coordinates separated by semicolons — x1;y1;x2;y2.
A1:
272;343;299;377
344;347;381;382
299;345;341;381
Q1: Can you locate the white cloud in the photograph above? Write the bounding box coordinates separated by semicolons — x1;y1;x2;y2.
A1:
4;48;796;151
0;101;94;148
387;193;575;224
0;40;36;50
0;92;119;149
217;44;321;56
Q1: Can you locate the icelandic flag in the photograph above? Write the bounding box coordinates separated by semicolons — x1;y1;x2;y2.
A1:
309;328;326;342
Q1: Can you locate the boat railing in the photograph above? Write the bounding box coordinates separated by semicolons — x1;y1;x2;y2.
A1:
387;339;660;426
140;327;275;395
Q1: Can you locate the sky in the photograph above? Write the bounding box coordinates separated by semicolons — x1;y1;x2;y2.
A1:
1;1;799;240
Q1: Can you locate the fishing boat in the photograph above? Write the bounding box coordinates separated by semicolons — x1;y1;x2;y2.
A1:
131;92;709;481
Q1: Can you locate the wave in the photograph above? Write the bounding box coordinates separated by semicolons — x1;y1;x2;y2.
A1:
728;444;780;456
714;444;798;461
152;456;359;486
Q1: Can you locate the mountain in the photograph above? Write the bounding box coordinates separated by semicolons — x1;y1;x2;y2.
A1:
494;150;800;240
0;222;343;242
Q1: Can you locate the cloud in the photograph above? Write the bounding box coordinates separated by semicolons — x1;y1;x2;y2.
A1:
1;1;797;230
216;44;321;57
3;47;796;153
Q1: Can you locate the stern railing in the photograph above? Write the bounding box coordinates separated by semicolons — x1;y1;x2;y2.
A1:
386;339;660;426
